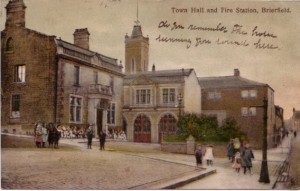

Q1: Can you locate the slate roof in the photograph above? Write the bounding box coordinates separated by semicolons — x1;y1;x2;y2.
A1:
56;39;118;65
198;75;270;89
124;68;194;85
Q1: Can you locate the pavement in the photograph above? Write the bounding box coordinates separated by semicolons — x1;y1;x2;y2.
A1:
1;132;295;189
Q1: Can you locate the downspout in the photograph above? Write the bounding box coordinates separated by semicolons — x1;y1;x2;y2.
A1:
53;37;58;125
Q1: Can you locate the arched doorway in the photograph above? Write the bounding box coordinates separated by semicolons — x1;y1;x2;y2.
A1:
134;114;151;143
159;114;177;143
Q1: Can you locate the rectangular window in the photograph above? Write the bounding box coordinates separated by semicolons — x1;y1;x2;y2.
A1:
70;95;82;123
241;107;257;116
136;89;151;105
249;90;257;98
162;88;176;104
249;107;257;116
241;90;257;98
241;90;249;98
207;91;221;100
15;65;26;82
107;103;116;124
74;66;80;86
11;95;20;118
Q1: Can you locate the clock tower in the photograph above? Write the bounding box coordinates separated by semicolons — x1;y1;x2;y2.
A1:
125;22;149;74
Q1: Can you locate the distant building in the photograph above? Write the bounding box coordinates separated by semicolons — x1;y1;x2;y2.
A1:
1;0;124;136
291;108;300;132
274;105;284;146
122;24;201;143
198;69;276;148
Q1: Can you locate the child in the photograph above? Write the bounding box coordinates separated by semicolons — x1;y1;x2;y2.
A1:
203;145;214;166
195;146;203;168
232;151;242;173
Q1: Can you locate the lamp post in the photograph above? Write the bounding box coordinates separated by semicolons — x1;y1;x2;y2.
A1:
258;98;270;183
177;93;183;117
250;97;270;183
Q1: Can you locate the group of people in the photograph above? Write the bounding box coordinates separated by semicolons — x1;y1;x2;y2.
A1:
34;121;61;148
194;138;255;175
227;138;254;174
107;130;127;141
86;126;107;151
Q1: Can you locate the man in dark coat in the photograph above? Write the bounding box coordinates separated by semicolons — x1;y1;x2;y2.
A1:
195;146;203;167
227;140;235;162
241;144;254;175
86;126;94;149
99;130;107;151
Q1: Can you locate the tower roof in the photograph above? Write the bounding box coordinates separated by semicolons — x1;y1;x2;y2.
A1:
131;25;143;38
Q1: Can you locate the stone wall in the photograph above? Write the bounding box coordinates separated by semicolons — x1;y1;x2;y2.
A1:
161;142;227;158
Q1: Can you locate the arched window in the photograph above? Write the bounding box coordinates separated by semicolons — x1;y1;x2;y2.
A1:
159;114;177;135
6;37;14;51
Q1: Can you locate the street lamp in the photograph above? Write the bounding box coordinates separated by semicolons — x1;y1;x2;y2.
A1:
177;93;183;117
250;97;270;183
257;98;270;183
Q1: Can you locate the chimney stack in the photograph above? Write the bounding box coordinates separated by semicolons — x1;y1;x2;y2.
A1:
73;28;90;50
5;0;27;28
234;68;240;76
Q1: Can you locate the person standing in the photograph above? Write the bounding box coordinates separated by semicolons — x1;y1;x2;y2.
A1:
241;144;254;175
195;146;203;168
41;124;48;148
86;126;94;149
232;151;242;173
34;121;43;148
203;145;214;166
227;140;235;162
99;130;107;151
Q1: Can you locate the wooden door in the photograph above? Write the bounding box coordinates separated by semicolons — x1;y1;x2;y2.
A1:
134;114;151;143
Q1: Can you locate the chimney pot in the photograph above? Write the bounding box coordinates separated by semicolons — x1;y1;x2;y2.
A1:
234;69;240;76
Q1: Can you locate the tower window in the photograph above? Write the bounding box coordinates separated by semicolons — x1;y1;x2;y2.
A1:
6;37;14;52
94;71;98;84
131;59;136;73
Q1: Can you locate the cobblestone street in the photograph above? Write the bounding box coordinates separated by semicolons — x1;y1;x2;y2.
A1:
1;133;295;189
1;135;198;189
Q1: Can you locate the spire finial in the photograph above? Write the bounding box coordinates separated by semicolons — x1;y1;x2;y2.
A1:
134;0;140;25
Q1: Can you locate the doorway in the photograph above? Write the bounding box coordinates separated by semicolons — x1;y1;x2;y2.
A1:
133;114;151;143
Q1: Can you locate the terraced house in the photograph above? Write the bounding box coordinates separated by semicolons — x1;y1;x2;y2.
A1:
1;0;124;136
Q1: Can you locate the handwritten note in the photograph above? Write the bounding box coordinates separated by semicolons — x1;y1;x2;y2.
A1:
156;20;280;50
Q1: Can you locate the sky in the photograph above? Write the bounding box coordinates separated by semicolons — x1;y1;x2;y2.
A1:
1;0;299;119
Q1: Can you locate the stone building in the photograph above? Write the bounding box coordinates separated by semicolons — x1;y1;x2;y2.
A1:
198;69;276;148
291;108;300;132
1;0;124;136
274;105;284;146
122;23;201;143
